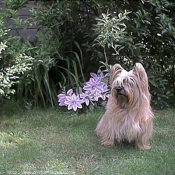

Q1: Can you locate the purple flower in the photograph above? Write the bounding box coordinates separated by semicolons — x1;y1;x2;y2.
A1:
92;91;101;101
90;69;109;80
67;89;73;96
57;89;74;106
101;91;109;101
80;90;97;106
83;78;105;93
80;92;90;106
57;93;67;106
57;69;110;111
65;94;84;111
81;68;110;103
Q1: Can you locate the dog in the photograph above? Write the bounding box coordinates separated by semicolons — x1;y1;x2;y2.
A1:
95;63;154;150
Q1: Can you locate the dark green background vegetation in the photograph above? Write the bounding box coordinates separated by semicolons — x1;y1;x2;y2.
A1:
0;0;175;109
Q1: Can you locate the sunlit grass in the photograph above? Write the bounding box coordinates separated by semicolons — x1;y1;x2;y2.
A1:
0;102;175;175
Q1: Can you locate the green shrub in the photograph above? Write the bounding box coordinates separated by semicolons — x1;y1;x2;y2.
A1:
9;0;86;107
93;0;175;109
1;0;175;109
0;17;34;99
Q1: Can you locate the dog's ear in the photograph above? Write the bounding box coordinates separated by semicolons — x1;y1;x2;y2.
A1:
110;64;123;85
133;63;148;82
133;63;149;90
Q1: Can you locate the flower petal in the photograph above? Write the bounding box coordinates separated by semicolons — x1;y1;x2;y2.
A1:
68;104;73;110
67;89;73;96
72;104;78;111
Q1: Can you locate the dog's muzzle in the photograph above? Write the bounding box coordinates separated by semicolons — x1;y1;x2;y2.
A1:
116;87;124;95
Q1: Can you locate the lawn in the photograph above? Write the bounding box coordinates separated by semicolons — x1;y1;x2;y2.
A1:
0;102;175;175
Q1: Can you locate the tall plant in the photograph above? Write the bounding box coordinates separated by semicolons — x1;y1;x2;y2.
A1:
13;0;86;106
93;10;131;64
1;0;86;107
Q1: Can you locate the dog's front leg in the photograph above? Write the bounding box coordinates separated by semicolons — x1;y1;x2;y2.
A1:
95;116;115;147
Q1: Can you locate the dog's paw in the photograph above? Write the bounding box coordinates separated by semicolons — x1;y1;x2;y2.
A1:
102;141;114;147
143;145;151;150
137;144;151;150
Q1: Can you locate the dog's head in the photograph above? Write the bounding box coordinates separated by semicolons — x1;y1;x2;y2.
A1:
110;63;150;108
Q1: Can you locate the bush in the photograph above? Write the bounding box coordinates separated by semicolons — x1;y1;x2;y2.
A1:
92;0;175;109
2;0;86;107
0;17;34;99
1;0;175;109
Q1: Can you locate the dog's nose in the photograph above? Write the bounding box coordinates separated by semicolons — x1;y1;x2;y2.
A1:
116;87;122;93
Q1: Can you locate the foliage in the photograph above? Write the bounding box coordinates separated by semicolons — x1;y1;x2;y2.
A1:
0;17;34;99
92;0;175;109
2;0;87;107
29;0;86;88
16;54;57;107
1;0;175;109
93;10;131;63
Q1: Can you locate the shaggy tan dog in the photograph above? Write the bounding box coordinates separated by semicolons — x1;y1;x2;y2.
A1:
95;63;154;150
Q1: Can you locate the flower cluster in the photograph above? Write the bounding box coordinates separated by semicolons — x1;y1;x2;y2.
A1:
57;69;110;111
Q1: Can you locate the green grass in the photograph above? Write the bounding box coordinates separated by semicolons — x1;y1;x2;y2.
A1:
0;102;175;175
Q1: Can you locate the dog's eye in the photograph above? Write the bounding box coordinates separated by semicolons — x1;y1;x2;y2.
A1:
129;79;136;87
123;79;129;85
123;79;127;83
123;78;134;87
